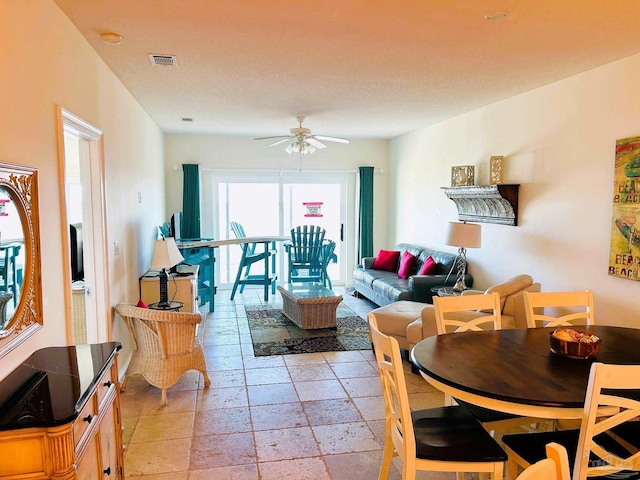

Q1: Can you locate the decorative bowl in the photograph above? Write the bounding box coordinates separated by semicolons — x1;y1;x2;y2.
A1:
548;330;601;359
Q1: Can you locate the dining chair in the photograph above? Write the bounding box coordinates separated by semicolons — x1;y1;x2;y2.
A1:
433;292;502;334
368;313;507;480
433;293;549;436
115;303;211;405
286;225;326;285
524;290;595;328
514;443;571;480
229;221;277;300
502;362;640;480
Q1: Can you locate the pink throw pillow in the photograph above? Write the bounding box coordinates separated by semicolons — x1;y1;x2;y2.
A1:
397;251;417;279
371;249;400;272
136;299;149;309
418;255;437;275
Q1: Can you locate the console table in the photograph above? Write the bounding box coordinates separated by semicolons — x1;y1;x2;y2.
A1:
0;342;123;479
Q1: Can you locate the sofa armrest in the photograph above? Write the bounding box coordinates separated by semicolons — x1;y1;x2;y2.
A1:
502;282;542;328
361;256;376;269
409;273;473;304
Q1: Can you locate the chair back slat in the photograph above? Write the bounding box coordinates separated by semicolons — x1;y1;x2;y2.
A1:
524;290;594;328
433;292;502;334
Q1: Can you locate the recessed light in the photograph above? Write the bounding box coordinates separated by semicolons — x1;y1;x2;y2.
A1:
100;32;123;45
484;11;509;21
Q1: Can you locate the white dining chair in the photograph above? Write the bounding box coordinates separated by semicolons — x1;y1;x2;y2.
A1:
514;443;570;480
433;292;502;334
368;313;507;480
502;362;640;479
524;290;595;328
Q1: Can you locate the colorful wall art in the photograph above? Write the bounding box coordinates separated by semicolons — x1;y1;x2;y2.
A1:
609;136;640;281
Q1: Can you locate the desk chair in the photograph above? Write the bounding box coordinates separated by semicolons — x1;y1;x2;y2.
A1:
115;303;210;405
502;362;640;480
368;314;507;480
434;293;549;438
524;290;595;328
515;443;570;480
229;221;276;300
286;225;326;285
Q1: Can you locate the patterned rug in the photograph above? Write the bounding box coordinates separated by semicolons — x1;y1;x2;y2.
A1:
245;304;371;356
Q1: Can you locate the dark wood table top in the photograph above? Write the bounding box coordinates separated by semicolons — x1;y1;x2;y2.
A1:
410;326;640;419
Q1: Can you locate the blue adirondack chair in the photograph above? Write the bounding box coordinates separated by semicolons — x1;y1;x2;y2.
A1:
286;225;334;287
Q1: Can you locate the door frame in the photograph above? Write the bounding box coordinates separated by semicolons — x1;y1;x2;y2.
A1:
56;106;111;343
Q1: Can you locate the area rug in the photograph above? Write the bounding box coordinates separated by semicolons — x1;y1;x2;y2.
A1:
245;304;371;356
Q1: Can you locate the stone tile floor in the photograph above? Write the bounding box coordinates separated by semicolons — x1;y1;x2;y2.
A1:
120;287;475;479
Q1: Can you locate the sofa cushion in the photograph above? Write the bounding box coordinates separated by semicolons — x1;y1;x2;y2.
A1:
371;249;400;272
398;251;418;279
372;276;413;302
418;255;437;275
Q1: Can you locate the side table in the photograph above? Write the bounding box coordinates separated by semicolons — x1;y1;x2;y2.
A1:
148;301;184;312
430;286;462;297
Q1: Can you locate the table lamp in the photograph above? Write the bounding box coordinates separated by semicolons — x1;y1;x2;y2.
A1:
445;221;481;292
150;237;184;307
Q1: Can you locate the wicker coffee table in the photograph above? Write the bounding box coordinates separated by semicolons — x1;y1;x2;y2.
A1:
277;284;343;329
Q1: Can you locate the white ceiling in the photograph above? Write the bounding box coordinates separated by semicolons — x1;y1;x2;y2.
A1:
54;0;640;140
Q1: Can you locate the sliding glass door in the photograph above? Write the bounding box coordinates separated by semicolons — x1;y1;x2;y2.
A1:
201;170;356;289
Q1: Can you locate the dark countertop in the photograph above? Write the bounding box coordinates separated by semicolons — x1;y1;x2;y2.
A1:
0;342;121;431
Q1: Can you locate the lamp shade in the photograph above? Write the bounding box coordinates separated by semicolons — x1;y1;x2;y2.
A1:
446;222;481;248
151;237;184;270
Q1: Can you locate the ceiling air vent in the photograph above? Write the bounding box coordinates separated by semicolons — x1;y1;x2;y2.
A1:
148;54;177;66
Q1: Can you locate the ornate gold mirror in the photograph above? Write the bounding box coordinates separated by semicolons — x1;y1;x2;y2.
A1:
0;163;42;354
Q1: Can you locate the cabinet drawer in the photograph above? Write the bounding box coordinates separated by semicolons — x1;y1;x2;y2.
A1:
96;365;116;410
73;394;97;449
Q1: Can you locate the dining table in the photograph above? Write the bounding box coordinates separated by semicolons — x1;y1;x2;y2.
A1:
410;325;640;420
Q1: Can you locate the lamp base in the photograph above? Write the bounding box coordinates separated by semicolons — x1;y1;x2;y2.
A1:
452;281;468;293
157;269;170;308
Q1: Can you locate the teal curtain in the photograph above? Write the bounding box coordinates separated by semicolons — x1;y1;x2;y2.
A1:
182;164;201;239
358;166;374;260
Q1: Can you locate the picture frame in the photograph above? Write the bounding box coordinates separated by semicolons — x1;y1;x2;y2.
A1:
451;165;475;186
489;156;505;185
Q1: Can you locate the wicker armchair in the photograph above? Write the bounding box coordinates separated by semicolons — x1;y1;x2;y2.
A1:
115;303;211;405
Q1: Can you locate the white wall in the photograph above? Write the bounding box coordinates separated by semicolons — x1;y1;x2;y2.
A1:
163;134;390;253
0;1;165;375
390;54;640;326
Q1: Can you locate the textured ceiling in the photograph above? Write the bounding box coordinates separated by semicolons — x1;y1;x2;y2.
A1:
54;0;640;140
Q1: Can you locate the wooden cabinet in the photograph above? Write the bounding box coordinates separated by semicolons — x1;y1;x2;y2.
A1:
139;265;199;312
0;343;123;479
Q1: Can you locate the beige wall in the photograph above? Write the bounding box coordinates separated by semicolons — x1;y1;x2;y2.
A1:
0;1;165;375
390;53;640;326
163;134;390;254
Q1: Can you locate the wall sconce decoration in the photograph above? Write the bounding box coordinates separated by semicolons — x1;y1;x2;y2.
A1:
451;166;475;186
490;156;505;185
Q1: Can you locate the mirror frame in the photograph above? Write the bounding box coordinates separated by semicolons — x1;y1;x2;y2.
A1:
0;163;42;355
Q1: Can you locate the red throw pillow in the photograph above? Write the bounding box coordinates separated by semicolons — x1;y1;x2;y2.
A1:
136;299;149;309
418;255;437;275
397;251;417;279
371;249;400;272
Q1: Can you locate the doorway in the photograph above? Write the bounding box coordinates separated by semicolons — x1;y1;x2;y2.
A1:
201;170;356;289
57;107;110;344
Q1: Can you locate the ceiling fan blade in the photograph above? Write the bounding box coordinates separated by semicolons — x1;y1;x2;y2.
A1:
314;135;349;144
269;138;295;147
254;135;293;141
307;137;327;149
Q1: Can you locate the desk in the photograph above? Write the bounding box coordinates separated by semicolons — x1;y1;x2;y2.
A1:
176;236;290;302
411;326;640;420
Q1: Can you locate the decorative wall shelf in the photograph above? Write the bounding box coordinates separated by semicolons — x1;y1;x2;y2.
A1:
442;184;519;226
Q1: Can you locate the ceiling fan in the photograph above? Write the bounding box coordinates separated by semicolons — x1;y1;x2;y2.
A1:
254;116;349;155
